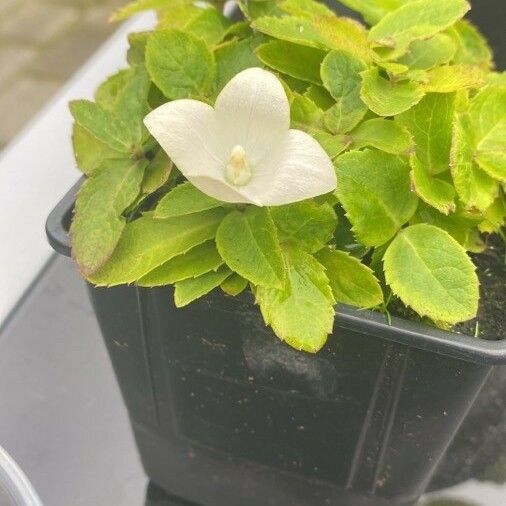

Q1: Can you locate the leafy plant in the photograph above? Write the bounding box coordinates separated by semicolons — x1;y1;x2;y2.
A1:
69;0;505;352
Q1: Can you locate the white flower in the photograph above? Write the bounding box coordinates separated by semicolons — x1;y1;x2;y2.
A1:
144;67;336;206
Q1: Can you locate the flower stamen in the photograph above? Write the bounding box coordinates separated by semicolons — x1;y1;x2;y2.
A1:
225;145;252;187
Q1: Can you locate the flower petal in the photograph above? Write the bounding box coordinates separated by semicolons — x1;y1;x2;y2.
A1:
144;99;226;179
188;175;259;205
243;129;337;206
215;67;290;165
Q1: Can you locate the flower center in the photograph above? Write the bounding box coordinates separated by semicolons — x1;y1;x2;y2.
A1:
225;145;252;187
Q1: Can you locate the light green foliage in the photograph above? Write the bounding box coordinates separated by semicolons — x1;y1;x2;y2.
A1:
221;274;249;296
155;182;223;219
271;200;337;253
397;34;456;70
174;266;232;307
334;149;418;246
360;67;425;116
397;93;455;174
448;20;493;69
71;159;148;276
320;50;368;132
256;40;326;84
216;207;286;288
369;0;470;55
383;224;479;324
138;241;223;286
89;208;227;286
146;30;215;99
350;118;413;154
316;247;383;308
213;37;262;94
69;0;504;351
256;248;335;352
410;155;456;214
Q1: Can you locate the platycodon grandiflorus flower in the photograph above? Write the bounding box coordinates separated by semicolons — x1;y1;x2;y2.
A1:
144;67;336;206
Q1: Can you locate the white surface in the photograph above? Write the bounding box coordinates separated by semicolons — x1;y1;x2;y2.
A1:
0;12;156;327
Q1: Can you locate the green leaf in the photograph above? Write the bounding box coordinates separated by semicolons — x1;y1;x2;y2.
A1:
350;118;413;154
95;70;130;110
320;50;368;132
271;200;337;253
174;266;232;307
360;67;425;116
383;223;479;324
71;159;147;276
155;182;223;219
333;0;405;25
290;94;324;130
451;113;498;211
476;121;506;182
141;150;172;195
221;273;249;296
304;84;334;109
422;64;484;93
111;0;188;21
316;247;383;308
216;207;286;288
213;37;262;95
69;100;134;153
310;129;351;159
185;7;232;46
157;4;201;29
448;20;493;70
71;123;123;175
334;149;418;246
256;247;335;352
368;0;470;54
146;29;215;99
138;241;223;286
252;16;329;50
479;193;506;233
89;208;227;286
127;32;150;65
397;33;456;70
396;92;456;174
256;40;326;85
410;155;456;214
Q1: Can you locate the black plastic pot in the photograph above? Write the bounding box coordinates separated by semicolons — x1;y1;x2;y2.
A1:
46;181;506;506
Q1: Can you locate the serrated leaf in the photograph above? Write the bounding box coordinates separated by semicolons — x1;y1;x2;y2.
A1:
397;33;456;70
334;0;406;25
146;29;215;99
256;40;326;85
316;247;383;308
310;129;351;159
174;266;232;307
360;67;425;116
368;0;470;54
141;150;172;195
350;118;413;154
290;94;324;130
216;207;285;288
69;100;134;153
334;149;418;246
451;113;498;211
256;247;335;352
396;92;455;174
71;159;147;276
213;37;262;95
410;155;455;214
271;200;337;253
155;182;223;219
383;223;478;324
185;7;232;46
138;241;223;286
95;70;131;109
320;50;368;132
422;64;484;93
476;121;506;182
221;273;249;296
448;20;493;70
88;208;227;286
71;123;123;175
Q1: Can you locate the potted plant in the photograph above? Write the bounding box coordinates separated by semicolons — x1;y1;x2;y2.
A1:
46;0;506;505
